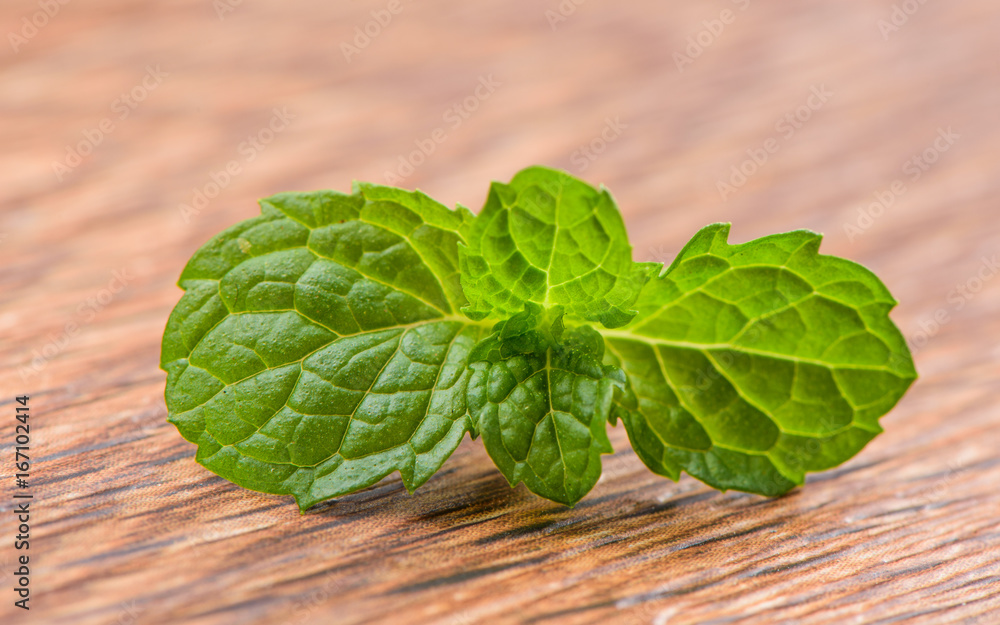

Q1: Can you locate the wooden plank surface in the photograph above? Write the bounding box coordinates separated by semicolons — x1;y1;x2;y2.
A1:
2;0;999;623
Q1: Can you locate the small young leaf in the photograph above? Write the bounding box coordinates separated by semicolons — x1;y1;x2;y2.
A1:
161;185;487;511
467;301;572;366
458;166;657;328
467;328;618;506
602;224;917;495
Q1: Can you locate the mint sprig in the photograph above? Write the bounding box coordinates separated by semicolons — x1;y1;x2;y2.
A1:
161;166;916;510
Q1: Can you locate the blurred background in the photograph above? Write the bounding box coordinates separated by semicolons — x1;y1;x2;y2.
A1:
2;1;998;624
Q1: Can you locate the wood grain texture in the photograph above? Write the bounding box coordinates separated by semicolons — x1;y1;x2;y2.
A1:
1;0;999;623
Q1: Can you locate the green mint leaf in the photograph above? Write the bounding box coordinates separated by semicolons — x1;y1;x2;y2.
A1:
163;168;918;510
467;326;619;506
601;224;917;496
161;185;487;511
458;166;658;329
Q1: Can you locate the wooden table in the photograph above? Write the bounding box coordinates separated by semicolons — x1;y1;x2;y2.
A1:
2;0;998;623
